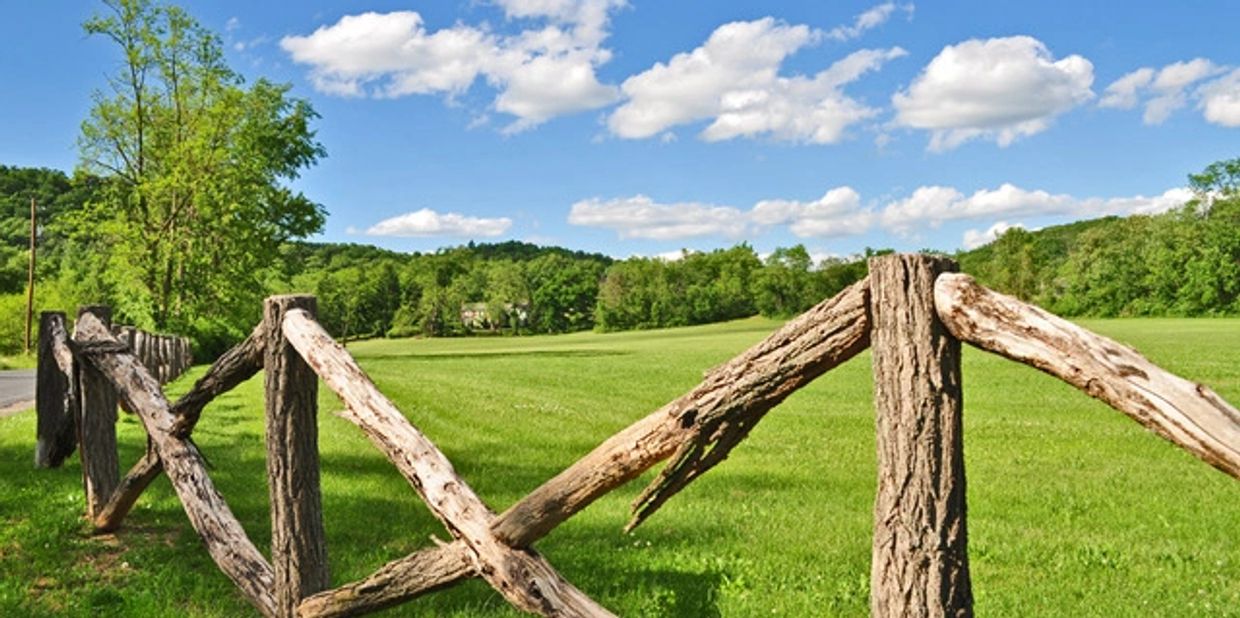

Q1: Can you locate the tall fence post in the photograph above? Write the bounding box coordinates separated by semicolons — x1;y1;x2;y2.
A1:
868;255;972;617
75;305;119;519
35;311;76;468
264;295;329;616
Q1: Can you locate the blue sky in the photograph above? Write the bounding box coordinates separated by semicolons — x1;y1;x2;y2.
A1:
2;1;1238;260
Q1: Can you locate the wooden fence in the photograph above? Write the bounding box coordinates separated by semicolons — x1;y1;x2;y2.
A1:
111;324;193;386
34;309;192;469
33;255;1240;617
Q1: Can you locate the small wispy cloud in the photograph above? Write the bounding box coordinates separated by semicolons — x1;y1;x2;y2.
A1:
826;2;913;42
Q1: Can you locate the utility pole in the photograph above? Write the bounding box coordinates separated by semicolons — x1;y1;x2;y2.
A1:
24;197;36;355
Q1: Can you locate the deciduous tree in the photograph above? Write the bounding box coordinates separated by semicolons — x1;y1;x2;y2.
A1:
74;0;325;337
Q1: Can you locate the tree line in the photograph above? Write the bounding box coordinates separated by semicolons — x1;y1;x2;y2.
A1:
3;158;1239;359
960;158;1240;317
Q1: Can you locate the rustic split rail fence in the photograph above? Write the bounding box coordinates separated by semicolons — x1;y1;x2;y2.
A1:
34;310;192;469
32;254;1240;617
111;323;193;385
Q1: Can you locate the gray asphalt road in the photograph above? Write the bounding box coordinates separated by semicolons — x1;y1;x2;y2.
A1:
0;369;36;409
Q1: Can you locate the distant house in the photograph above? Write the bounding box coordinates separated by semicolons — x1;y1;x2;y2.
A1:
460;302;489;329
460;302;529;330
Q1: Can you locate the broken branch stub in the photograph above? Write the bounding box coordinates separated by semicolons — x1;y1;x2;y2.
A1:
934;272;1240;479
626;277;871;531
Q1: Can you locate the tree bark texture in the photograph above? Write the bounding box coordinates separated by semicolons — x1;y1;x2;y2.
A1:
281;309;614;618
73;312;278;617
297;542;474;618
36;312;77;468
935;272;1240;479
94;325;265;533
75;305;120;519
92;450;162;533
265;296;330;617
502;278;871;543
869;255;972;618
300;279;871;615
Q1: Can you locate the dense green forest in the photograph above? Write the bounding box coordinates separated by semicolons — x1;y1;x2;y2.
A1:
2;158;1238;359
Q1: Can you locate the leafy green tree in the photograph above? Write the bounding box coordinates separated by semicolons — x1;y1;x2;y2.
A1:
526;254;605;333
73;0;324;338
595;258;663;331
485;260;529;334
1189;157;1240;198
754;245;820;318
0;167;102;293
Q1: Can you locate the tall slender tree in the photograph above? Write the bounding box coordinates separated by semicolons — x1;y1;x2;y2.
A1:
75;0;325;334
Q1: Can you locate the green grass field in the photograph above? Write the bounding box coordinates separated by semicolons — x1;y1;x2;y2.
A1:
1;317;1238;616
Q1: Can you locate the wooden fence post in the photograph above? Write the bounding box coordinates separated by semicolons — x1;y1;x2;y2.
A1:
75;305;119;519
132;330;145;374
35;312;76;468
163;335;172;382
264;295;329;616
157;336;167;383
172;336;183;379
868;255;972;617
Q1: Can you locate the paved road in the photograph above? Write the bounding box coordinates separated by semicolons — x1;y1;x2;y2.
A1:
0;369;36;410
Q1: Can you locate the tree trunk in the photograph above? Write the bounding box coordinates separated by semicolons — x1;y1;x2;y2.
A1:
264;296;330;617
35;312;76;468
75;305;120;519
934;272;1240;479
868;255;972;618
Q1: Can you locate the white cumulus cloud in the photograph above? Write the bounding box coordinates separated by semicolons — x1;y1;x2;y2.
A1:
962;221;1022;249
1100;58;1223;124
892;36;1094;151
569;186;877;241
826;2;913;42
280;3;621;130
881;184;1192;234
1199;68;1240;127
567;195;747;240
366;208;513;237
751;186;875;237
568;183;1194;245
607;18;904;143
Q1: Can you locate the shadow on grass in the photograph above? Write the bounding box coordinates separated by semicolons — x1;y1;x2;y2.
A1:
1;398;741;617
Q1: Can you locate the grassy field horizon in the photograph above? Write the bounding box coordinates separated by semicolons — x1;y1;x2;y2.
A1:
1;316;1238;616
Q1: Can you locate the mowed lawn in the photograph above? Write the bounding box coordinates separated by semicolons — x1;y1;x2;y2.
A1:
1;317;1238;616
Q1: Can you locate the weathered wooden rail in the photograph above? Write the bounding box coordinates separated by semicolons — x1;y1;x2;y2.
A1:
33;254;1240;617
34;312;193;470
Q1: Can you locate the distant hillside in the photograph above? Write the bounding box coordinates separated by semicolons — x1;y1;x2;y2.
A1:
955;216;1120;305
954;197;1240;317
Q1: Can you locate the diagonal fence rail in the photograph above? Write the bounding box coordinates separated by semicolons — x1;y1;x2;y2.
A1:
32;254;1240;617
